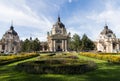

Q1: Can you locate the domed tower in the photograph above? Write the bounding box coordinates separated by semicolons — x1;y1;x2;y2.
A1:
51;16;67;35
100;25;115;39
47;16;70;52
1;24;21;54
97;24;120;53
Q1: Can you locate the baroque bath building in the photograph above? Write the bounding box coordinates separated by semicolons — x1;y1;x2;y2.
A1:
0;25;21;54
47;16;70;52
96;24;120;53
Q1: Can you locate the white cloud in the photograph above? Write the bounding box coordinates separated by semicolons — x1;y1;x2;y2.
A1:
68;27;83;37
65;0;120;41
20;32;47;41
0;0;64;41
87;1;120;39
0;0;53;30
68;0;72;3
65;11;99;40
1;0;120;42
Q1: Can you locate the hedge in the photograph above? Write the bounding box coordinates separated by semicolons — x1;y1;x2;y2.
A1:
16;58;97;74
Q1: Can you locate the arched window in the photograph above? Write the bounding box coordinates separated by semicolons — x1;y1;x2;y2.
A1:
56;40;62;43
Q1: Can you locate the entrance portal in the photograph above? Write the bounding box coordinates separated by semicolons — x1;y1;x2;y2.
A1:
57;45;62;51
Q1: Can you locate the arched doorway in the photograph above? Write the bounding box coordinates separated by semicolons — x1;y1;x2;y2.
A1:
57;45;62;51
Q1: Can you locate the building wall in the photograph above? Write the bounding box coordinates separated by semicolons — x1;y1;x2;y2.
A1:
0;44;2;53
96;25;120;53
0;26;21;54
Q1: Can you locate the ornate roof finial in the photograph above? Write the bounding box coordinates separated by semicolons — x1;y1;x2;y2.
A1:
104;19;108;29
10;20;14;30
105;19;107;26
58;14;60;22
30;33;32;41
11;20;13;26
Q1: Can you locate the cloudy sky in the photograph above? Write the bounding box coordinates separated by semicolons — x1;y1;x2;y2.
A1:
0;0;120;41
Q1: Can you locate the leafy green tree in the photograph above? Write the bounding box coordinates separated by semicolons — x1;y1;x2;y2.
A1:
21;39;31;52
81;34;95;51
69;39;75;51
70;34;81;51
32;38;41;52
21;38;41;52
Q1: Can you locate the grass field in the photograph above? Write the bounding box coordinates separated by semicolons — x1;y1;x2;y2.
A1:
0;53;120;81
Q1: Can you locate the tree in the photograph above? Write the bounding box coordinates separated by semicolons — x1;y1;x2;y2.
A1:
32;38;41;52
21;38;41;52
69;39;75;51
81;34;95;51
70;34;81;51
21;39;31;52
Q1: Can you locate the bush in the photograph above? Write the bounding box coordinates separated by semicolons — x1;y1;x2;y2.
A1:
48;53;56;56
16;58;97;74
66;55;79;59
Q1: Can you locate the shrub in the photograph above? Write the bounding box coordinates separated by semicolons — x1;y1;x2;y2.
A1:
16;59;97;74
15;53;97;74
66;55;79;59
48;53;56;56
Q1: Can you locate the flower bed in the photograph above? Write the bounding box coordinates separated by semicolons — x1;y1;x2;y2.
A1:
0;53;39;65
80;52;120;63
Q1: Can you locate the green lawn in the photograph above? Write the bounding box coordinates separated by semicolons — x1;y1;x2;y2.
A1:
0;54;120;81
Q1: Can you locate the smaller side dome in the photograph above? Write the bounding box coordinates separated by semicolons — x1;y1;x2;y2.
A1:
100;25;113;35
10;26;14;30
5;25;18;36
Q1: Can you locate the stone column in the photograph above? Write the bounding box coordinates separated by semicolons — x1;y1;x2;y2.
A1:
42;45;45;52
54;40;56;52
5;44;7;53
65;40;67;51
62;40;64;51
64;40;65;51
106;42;109;53
110;43;113;53
51;40;54;52
14;46;17;54
117;44;119;53
0;45;2;52
8;42;11;53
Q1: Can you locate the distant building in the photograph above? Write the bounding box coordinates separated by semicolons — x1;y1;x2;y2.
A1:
96;24;120;53
47;16;70;52
0;25;21;54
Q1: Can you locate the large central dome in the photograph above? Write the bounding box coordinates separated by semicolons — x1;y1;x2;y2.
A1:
54;16;65;28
